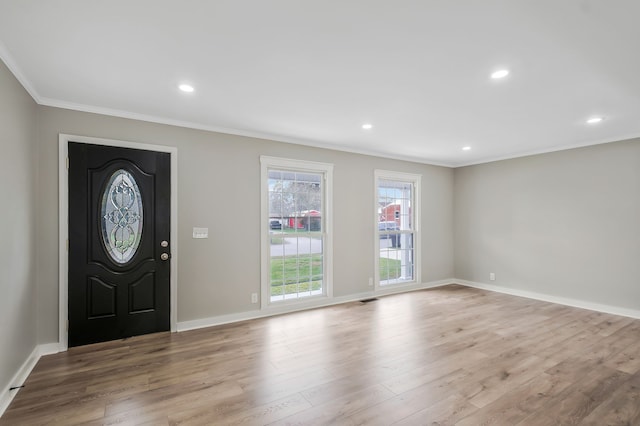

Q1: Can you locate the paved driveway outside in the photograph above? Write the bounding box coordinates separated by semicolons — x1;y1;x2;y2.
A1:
270;234;412;260
270;235;323;257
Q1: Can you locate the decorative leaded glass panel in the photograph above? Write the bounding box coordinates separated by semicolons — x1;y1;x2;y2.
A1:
101;169;143;264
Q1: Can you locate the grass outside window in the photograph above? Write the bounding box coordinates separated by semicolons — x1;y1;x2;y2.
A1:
379;257;402;282
269;255;402;296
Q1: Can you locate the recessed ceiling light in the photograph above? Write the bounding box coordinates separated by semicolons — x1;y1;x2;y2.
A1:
586;117;604;124
462;146;471;151
362;123;373;130
178;84;194;93
491;69;510;79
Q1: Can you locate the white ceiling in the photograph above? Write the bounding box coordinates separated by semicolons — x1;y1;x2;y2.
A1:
1;1;639;167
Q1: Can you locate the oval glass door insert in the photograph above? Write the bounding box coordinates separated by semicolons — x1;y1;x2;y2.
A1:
101;169;143;264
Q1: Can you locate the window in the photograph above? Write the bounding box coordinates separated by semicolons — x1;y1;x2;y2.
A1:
375;170;420;287
261;156;333;307
101;169;143;264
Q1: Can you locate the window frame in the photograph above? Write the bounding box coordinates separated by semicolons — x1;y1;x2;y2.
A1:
260;156;333;309
374;169;421;290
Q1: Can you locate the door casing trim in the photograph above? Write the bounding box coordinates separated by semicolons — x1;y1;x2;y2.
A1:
58;134;178;351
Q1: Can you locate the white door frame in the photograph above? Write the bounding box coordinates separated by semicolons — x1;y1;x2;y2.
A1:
58;134;178;351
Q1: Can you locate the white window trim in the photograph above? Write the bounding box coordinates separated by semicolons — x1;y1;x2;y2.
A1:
260;156;334;309
374;169;421;290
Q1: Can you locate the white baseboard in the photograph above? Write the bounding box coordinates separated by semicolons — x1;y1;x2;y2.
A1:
0;346;39;417
455;279;640;320
178;278;453;332
0;343;62;418
38;343;63;356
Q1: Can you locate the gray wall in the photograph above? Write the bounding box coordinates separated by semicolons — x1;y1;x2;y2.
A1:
454;139;640;310
0;61;38;391
36;106;454;343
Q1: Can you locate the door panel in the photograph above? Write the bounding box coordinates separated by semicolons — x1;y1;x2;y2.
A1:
68;142;170;347
129;273;155;313
87;277;116;318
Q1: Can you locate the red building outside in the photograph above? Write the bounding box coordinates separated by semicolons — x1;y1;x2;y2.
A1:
287;210;321;231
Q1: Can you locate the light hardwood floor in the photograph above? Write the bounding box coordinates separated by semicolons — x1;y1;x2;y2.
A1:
2;285;640;425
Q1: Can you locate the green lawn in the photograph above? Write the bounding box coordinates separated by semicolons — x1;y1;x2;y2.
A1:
271;254;323;285
270;254;323;296
271;281;322;296
379;257;402;281
270;254;402;296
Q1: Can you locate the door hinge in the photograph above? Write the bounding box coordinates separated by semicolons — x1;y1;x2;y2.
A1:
66;239;69;252
66;320;69;331
66;157;69;169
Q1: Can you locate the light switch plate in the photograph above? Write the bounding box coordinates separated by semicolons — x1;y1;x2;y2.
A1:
193;227;209;239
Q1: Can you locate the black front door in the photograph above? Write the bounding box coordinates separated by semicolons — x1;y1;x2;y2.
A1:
68;142;171;347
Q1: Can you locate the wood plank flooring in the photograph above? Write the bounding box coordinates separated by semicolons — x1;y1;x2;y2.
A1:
2;284;640;425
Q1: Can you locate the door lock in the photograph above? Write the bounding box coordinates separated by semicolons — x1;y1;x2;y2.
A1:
160;253;170;261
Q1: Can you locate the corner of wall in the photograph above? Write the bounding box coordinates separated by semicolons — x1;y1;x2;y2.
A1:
455;279;640;320
0;344;61;418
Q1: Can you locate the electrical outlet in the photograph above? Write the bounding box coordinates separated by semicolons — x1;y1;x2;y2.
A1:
251;293;258;304
489;272;495;281
368;277;374;287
